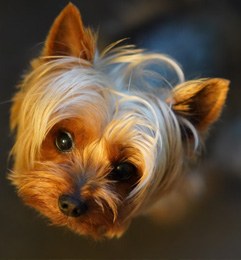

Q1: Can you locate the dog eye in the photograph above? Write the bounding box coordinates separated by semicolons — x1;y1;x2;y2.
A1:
55;131;74;152
109;162;137;181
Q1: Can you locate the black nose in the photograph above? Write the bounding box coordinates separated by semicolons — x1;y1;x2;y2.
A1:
58;195;88;217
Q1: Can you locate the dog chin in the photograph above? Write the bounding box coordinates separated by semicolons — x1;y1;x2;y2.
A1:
69;221;129;239
64;210;130;239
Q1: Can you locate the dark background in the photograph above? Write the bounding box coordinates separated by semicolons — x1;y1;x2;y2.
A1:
1;0;241;258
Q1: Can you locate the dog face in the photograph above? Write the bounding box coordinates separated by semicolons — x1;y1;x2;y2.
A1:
9;3;229;239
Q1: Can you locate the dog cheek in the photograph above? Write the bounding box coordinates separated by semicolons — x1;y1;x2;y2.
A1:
15;171;71;225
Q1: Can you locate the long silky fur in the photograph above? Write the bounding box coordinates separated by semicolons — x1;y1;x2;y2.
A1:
10;44;200;224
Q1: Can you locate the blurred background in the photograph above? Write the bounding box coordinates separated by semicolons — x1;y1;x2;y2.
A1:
0;0;241;258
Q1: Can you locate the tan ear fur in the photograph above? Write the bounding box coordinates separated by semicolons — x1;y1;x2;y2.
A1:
171;78;230;132
43;3;95;61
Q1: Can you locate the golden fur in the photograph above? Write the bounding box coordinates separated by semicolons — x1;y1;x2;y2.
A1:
9;3;229;239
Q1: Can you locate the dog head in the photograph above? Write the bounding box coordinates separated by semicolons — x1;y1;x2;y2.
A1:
10;3;229;239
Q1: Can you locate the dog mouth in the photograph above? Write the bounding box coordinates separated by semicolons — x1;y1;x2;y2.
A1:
60;196;133;239
54;193;123;238
64;212;122;239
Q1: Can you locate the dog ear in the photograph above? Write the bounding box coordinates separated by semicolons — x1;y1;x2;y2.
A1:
42;3;95;61
170;78;229;132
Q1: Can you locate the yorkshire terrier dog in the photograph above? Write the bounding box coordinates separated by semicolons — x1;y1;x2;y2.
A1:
10;3;229;239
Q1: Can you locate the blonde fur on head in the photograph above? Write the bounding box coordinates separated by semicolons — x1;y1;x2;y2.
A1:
10;3;229;239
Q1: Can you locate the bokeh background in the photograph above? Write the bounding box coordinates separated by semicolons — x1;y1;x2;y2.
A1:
1;0;241;258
